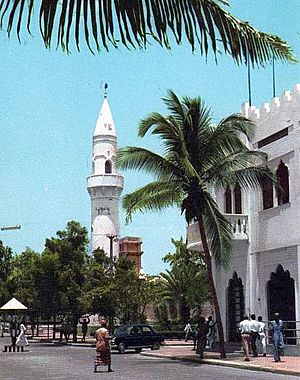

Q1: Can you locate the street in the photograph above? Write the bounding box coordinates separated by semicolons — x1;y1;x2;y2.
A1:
0;344;296;380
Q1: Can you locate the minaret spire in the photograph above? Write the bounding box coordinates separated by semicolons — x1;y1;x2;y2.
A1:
87;87;124;256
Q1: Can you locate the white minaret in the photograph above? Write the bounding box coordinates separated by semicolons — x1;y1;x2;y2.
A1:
87;84;124;256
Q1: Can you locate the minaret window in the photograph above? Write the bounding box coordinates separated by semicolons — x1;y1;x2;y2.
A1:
225;187;232;214
234;183;242;214
276;160;289;205
261;174;274;209
105;160;112;174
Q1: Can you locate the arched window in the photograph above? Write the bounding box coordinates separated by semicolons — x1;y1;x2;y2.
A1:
105;160;112;174
276;160;289;205
225;187;232;214
261;174;274;210
234;183;242;214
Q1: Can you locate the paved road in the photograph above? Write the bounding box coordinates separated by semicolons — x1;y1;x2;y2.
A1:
0;344;296;380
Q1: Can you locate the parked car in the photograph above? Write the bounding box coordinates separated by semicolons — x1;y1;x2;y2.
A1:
110;324;164;354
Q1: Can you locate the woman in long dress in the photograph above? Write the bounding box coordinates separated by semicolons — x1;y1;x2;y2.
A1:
16;323;29;347
94;319;113;373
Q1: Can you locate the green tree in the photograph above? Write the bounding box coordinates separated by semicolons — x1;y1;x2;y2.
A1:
0;240;13;305
7;247;41;310
160;238;210;323
81;247;115;317
116;90;273;358
0;1;295;65
44;220;89;342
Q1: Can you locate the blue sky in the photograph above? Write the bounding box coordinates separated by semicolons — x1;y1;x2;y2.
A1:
0;1;299;274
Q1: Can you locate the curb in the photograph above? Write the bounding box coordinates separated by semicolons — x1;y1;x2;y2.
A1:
140;352;300;377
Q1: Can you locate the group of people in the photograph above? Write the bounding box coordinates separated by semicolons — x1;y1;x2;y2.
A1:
184;315;216;359
239;312;284;362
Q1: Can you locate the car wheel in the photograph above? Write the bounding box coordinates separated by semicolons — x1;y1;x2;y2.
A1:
135;348;142;353
151;342;160;350
118;342;126;354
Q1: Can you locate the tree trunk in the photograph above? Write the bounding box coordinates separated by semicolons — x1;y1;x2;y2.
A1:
197;215;226;359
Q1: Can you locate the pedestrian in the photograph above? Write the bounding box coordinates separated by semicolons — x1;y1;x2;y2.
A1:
269;312;285;362
16;322;29;347
0;319;4;338
184;321;193;342
80;315;90;342
9;315;19;347
94;319;113;373
250;314;259;357
195;317;209;359
257;316;266;357
206;316;216;349
239;315;252;361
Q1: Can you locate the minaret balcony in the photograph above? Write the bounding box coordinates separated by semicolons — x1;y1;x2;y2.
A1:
87;174;124;189
187;213;249;251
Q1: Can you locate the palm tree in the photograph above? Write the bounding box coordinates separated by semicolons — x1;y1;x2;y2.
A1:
0;1;296;65
116;90;273;358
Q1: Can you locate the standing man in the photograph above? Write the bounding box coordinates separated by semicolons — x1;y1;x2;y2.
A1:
80;316;90;342
250;314;260;357
257;316;267;357
269;312;285;362
9;315;19;347
239;315;252;361
184;321;193;342
206;316;216;349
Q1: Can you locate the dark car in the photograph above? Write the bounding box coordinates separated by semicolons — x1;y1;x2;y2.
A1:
110;324;164;353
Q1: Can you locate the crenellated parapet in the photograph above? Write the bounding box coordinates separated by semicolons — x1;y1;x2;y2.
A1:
241;84;300;142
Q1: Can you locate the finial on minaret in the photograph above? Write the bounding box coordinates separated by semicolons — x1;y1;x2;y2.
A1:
104;82;108;98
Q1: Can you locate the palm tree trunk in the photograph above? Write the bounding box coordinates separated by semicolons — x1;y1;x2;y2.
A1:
197;214;226;359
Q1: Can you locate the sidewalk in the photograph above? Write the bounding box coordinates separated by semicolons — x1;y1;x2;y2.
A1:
141;345;300;377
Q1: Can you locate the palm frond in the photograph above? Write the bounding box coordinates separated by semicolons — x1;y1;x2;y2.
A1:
122;180;183;223
202;193;232;269
0;0;296;64
116;146;184;180
205;149;267;185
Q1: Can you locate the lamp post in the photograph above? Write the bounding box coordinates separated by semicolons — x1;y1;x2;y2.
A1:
106;234;117;277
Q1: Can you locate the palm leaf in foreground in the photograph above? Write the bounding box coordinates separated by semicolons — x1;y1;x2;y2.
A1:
0;0;296;65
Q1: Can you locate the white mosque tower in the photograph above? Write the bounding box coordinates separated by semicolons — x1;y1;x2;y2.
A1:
87;84;124;256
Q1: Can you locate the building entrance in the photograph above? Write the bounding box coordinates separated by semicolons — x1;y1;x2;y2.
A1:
267;264;296;345
227;272;245;342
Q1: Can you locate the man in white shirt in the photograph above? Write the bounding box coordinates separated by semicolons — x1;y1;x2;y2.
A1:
239;315;252;361
257;316;267;357
250;314;260;357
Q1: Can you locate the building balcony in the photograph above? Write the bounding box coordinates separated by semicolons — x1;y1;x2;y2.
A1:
187;214;249;251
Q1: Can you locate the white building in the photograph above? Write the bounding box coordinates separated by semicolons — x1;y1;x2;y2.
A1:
187;84;300;345
87;88;124;256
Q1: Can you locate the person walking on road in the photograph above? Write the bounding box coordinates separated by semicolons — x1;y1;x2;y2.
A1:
16;322;29;347
250;314;260;357
195;317;209;359
257;316;266;357
94;319;113;373
239;315;252;361
184;321;193;342
269;313;285;362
